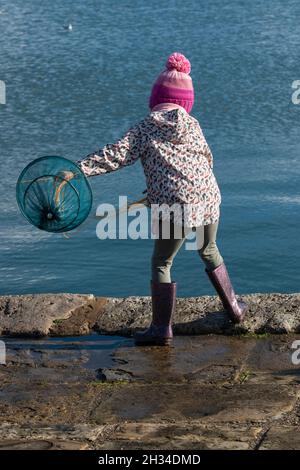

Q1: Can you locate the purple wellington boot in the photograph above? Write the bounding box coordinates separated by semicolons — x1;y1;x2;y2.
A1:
134;281;177;346
205;262;247;324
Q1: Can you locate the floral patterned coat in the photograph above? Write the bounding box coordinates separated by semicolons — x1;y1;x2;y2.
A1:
77;107;221;227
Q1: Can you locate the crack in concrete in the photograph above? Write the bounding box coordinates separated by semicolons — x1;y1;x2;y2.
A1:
252;386;300;450
253;426;270;450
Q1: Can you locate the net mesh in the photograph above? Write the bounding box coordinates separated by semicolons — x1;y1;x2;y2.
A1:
16;156;92;232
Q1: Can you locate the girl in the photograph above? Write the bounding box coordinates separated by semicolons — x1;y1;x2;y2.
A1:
74;52;248;346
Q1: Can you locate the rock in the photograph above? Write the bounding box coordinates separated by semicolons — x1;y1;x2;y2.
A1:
94;293;300;336
91;382;299;426
1;333;300;450
0;294;106;337
0;422;107;442
95;422;262;450
90;335;300;428
259;425;300;450
49;297;107;336
0;439;89;450
1;293;300;337
0;440;56;450
96;368;133;383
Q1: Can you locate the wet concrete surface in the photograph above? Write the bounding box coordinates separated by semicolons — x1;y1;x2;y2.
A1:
0;334;300;450
3;334;131;370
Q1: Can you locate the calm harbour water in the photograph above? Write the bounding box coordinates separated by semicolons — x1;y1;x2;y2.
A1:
0;0;299;297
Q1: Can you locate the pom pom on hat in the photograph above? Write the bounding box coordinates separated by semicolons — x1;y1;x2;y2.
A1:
166;52;191;74
149;52;194;113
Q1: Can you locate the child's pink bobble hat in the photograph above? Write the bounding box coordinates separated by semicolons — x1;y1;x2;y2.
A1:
149;52;194;113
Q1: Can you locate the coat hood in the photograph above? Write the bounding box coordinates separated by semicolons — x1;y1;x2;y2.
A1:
148;108;190;144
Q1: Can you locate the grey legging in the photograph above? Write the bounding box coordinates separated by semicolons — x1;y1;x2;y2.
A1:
152;220;224;283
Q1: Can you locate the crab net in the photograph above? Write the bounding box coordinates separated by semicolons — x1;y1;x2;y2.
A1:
16;156;92;232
